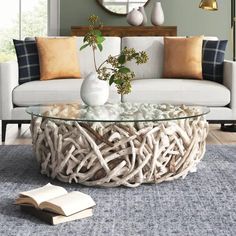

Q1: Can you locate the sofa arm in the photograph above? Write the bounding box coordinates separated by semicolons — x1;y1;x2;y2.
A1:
0;61;19;120
223;60;236;113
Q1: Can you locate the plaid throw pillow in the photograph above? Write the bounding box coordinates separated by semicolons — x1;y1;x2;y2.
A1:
202;40;227;83
13;39;40;85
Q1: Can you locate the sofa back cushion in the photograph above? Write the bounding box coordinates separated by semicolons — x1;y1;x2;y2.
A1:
122;37;164;79
76;37;121;77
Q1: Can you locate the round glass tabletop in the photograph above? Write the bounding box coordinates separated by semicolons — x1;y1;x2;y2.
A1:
26;103;210;123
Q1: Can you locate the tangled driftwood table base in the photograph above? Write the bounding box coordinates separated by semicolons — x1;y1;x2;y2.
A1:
30;116;209;187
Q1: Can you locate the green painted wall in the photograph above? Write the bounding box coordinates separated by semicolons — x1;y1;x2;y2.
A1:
60;0;232;58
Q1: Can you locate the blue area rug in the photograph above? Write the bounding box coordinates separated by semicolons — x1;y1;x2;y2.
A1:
0;145;235;236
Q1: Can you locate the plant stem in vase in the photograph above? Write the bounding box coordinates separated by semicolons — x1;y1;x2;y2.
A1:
121;94;125;103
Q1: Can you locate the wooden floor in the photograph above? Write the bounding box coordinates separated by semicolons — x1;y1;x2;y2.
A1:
0;123;236;145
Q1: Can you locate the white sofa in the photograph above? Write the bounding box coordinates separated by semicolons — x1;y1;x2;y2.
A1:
0;36;236;141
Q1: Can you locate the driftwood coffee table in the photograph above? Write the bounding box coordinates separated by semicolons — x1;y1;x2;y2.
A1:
27;103;209;187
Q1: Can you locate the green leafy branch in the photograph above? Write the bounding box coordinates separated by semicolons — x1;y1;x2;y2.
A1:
80;15;104;71
97;47;148;95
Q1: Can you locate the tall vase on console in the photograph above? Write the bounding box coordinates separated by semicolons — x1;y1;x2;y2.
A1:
151;2;164;26
80;72;109;106
138;6;147;26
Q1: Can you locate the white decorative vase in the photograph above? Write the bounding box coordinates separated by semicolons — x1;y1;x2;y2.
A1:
80;72;109;106
151;2;164;26
127;8;143;26
138;6;147;26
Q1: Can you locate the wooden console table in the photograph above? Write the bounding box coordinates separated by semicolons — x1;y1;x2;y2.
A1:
71;26;177;37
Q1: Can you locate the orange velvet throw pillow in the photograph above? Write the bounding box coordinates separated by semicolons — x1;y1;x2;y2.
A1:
36;37;81;81
163;36;203;79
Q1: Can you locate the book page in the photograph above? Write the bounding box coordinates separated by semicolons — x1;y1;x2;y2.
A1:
40;191;96;216
19;183;67;206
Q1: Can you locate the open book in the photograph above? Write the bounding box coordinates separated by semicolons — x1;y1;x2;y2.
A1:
15;183;96;217
20;205;93;225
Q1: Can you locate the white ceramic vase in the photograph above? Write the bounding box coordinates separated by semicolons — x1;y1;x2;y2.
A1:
151;2;164;26
138;6;147;26
127;8;143;26
80;72;109;106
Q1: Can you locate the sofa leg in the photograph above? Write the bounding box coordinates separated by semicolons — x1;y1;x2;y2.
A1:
1;120;7;143
221;123;236;132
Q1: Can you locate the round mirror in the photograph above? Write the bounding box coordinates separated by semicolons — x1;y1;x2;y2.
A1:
97;0;150;15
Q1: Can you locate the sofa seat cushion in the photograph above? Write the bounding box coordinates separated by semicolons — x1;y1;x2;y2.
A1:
13;78;230;107
13;79;84;106
124;79;230;107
